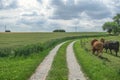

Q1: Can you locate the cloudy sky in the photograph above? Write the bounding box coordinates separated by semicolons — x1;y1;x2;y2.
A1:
0;0;120;32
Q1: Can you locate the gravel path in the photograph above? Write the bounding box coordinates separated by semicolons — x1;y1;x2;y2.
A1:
66;41;87;80
29;42;65;80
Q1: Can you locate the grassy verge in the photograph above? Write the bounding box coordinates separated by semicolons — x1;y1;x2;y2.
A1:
0;49;50;80
74;40;120;80
46;41;71;80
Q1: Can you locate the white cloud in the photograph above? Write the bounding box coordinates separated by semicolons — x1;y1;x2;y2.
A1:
0;0;18;10
0;0;120;32
18;0;40;9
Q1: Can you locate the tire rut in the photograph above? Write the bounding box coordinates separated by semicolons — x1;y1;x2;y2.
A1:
66;41;86;80
29;42;65;80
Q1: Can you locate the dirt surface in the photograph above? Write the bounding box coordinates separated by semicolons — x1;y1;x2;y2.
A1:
29;42;65;80
66;41;86;80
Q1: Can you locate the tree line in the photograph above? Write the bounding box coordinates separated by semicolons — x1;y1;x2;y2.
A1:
102;14;120;34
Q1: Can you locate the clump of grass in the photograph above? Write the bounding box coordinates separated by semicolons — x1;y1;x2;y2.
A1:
14;44;44;57
0;48;11;57
46;41;71;80
74;41;120;80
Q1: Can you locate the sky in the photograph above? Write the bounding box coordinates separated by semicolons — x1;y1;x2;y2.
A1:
0;0;120;32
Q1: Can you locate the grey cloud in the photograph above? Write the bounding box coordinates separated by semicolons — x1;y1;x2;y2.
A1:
17;18;45;26
37;0;42;3
30;22;63;32
67;25;103;32
0;16;10;19
0;16;16;20
48;23;61;29
26;22;62;32
0;0;18;10
16;16;47;26
112;0;120;14
50;0;111;20
50;0;81;20
82;1;112;19
21;11;39;17
15;18;47;32
85;10;111;19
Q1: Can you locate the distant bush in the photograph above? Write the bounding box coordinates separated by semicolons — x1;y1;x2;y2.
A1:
5;30;11;32
53;29;66;32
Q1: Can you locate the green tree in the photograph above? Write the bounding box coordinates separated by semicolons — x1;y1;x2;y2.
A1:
107;28;112;34
113;13;120;34
102;22;118;34
113;13;120;25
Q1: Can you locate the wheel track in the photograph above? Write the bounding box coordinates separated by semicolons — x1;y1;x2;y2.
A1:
29;42;65;80
66;41;86;80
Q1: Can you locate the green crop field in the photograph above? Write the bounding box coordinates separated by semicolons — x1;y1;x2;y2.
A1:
0;32;105;48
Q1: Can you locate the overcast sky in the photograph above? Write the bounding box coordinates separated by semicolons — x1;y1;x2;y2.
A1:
0;0;120;32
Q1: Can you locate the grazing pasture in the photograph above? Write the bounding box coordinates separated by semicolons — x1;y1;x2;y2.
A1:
74;36;120;80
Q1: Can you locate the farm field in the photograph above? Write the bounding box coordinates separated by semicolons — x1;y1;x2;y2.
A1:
0;32;105;48
74;36;120;80
0;32;119;80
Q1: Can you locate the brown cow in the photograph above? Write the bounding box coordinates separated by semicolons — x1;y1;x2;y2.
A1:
91;39;104;57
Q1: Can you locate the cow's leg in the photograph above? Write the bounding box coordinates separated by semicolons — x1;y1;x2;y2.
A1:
95;50;98;56
115;50;118;56
92;48;96;54
98;49;103;57
97;50;100;56
110;49;112;54
106;49;108;53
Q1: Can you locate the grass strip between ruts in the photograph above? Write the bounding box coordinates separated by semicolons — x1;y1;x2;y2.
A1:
46;41;72;80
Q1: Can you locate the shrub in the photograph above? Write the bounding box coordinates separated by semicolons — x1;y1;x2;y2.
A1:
53;29;66;32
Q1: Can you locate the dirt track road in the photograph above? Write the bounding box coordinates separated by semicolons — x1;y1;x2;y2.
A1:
29;41;86;80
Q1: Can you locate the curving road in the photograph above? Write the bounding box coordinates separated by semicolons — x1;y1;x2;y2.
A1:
29;41;87;80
